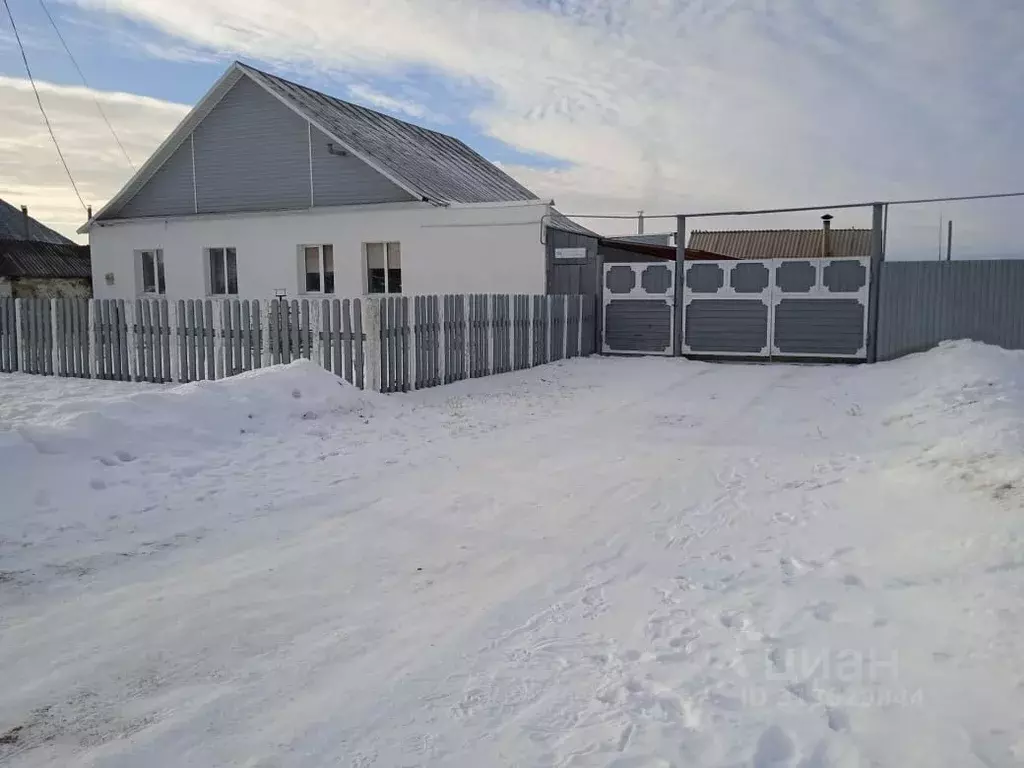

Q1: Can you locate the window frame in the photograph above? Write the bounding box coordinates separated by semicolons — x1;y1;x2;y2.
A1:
299;243;335;294
205;246;238;296
364;241;402;295
135;248;166;295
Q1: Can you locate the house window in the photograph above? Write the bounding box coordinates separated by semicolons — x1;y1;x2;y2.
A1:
207;247;238;295
137;249;165;294
302;244;334;293
365;241;401;294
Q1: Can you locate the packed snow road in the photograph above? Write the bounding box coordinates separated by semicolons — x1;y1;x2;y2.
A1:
1;343;1023;767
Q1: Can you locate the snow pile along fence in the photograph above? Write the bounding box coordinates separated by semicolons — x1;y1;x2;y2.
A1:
0;294;595;392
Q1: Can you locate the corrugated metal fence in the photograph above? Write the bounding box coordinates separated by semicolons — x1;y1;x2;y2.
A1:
876;260;1024;360
0;293;594;392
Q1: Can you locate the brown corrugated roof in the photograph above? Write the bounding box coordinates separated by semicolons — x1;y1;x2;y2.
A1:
688;228;871;260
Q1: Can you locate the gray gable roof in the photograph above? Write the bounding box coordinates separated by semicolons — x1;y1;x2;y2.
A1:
86;62;538;230
546;209;598;237
240;64;538;206
0;199;74;244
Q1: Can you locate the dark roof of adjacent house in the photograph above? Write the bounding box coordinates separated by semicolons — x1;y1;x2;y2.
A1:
0;199;90;279
86;62;539;229
0;240;92;279
0;199;74;244
688;228;872;260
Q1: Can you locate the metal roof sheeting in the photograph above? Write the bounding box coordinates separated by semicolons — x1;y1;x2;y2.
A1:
0;199;75;244
547;209;599;237
240;64;539;206
688;229;872;260
0;239;91;279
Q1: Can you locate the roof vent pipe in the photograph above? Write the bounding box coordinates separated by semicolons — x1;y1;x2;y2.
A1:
821;213;833;258
21;205;30;239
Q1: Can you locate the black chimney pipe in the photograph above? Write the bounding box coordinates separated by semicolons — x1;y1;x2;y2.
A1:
20;205;30;239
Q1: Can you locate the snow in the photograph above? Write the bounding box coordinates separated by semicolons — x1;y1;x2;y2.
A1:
1;342;1023;767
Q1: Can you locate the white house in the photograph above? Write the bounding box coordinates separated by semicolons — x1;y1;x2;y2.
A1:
82;62;565;301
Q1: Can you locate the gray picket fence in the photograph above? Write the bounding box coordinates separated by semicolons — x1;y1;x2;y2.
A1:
0;293;593;393
0;297;365;388
374;293;595;393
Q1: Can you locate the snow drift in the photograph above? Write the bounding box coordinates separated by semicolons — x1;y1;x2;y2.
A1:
0;360;373;461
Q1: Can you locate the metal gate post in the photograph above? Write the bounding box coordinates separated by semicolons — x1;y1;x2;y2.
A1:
867;203;885;363
673;215;686;356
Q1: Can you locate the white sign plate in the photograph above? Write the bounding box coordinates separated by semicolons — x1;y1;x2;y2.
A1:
554;247;588;260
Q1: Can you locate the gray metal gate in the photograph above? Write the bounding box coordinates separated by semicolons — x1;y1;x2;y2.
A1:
602;262;675;355
682;257;870;360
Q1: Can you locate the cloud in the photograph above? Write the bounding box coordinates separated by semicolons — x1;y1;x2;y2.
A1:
12;0;1024;252
60;0;1023;227
0;75;188;240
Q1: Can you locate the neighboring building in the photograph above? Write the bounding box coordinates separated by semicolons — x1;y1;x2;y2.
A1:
688;218;871;260
83;61;563;301
0;199;91;298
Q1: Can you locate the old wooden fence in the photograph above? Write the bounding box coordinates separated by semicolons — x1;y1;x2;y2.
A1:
0;294;594;392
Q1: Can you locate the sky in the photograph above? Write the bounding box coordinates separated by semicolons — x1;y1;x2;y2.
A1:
1;0;1023;255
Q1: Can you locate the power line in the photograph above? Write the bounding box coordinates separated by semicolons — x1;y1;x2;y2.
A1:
564;190;1024;221
2;0;88;213
37;0;135;171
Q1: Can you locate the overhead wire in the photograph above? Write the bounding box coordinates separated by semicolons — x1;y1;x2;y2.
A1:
37;0;135;171
2;0;88;213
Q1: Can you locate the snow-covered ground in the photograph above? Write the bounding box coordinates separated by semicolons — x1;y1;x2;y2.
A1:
1;343;1023;767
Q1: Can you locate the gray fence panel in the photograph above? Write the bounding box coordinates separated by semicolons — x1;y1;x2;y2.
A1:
55;300;67;376
387;297;397;393
196;300;208;380
0;299;11;372
339;299;353;384
144;300;157;382
24;299;32;374
220;301;233;376
414;296;424;389
251;300;262;369
188;301;199;380
268;300;278;365
134;299;145;381
566;295;580;358
101;300;112;378
152;300;164;383
78;299;89;377
176;300;186;382
117;299;129;381
287;299;299;363
203;300;215;379
581;294;595;355
231;299;243;374
241;300;252;372
69;298;82;376
159;300;171;382
877;260;1024;360
533;296;547;365
352;298;364;389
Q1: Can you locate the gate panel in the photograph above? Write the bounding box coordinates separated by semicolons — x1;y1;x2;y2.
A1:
602;262;674;355
683;260;771;357
685;300;769;354
770;257;869;359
